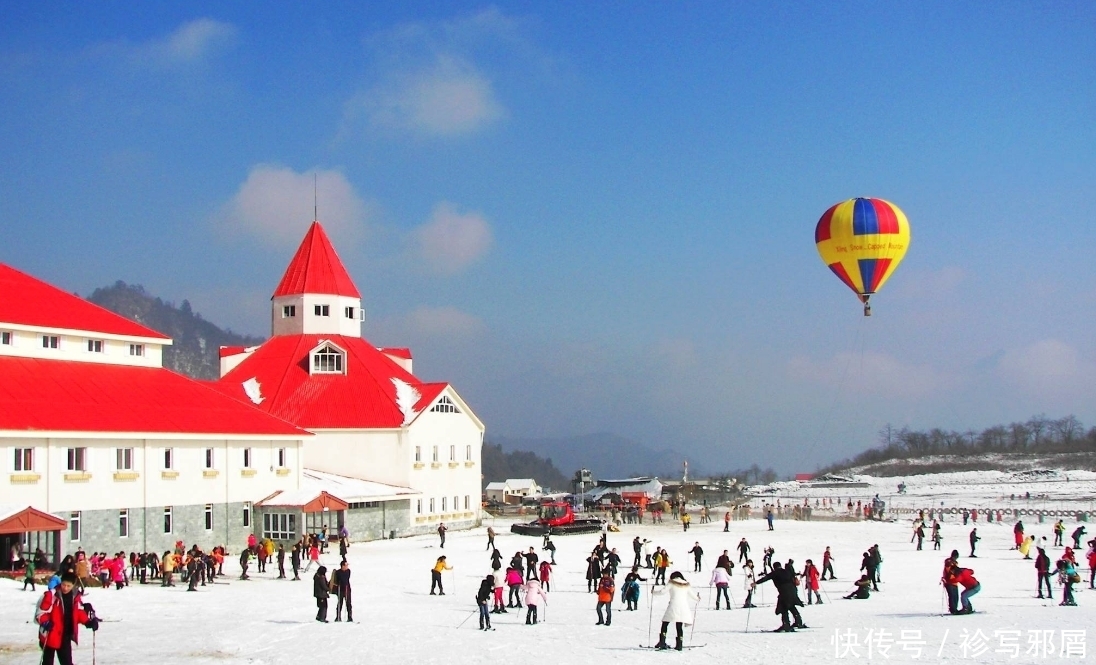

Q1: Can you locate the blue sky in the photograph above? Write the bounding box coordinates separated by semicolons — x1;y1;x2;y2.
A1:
3;3;1094;473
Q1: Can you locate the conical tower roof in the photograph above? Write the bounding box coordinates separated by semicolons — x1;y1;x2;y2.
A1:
271;221;361;299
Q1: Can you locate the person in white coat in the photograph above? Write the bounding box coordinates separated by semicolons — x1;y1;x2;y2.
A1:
653;572;701;650
522;578;548;625
710;565;732;610
742;559;757;608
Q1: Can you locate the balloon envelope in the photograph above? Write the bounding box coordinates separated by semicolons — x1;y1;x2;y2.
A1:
815;198;910;306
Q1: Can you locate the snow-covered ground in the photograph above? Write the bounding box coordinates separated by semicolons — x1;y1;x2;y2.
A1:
2;474;1095;664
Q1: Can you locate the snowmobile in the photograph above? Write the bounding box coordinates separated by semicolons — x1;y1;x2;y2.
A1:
511;501;603;536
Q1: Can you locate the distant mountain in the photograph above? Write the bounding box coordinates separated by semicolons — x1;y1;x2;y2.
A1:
481;442;569;493
494;433;700;481
88;281;264;380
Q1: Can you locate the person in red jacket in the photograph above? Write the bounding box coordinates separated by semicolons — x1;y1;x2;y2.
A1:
941;551;960;614
947;564;980;614
36;571;99;665
803;559;822;605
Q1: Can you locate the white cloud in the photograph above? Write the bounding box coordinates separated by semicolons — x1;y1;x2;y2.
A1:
996;339;1087;393
412;202;493;274
155;19;236;62
217;165;370;248
354;55;504;137
786;351;945;399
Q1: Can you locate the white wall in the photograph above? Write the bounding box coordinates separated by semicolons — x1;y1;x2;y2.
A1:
303;430;407;487
0;435;303;513
405;402;483;527
270;294;362;337
0;327;164;367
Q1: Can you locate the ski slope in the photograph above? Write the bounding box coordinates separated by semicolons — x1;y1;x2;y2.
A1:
2;476;1093;664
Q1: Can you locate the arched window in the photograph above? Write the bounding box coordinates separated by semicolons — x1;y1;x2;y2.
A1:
311;342;346;374
430;396;461;414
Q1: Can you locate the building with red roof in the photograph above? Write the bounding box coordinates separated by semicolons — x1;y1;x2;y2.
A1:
216;221;484;536
0;264;310;567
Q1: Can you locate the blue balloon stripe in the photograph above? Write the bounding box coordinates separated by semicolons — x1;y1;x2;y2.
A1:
853;197;879;236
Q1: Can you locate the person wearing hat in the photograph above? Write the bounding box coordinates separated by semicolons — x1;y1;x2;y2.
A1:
333;560;353;622
595;570;615;626
36;571;99;665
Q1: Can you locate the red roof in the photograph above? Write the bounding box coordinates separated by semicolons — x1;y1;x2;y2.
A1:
216;334;448;429
0;356;307;436
378;347;412;360
271;222;361;299
0;264;169;340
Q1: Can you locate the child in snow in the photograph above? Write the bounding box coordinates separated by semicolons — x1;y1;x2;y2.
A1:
523;577;548;624
506;565;524;607
653;571;701;650
538;560;552;591
491;568;506;613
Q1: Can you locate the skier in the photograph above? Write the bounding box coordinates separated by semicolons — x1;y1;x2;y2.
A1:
946;563;980;614
766;507;775;531
632;537;644;568
290;543;301;580
762;547;774;574
585;550;602;592
313;566;330;622
859;551;878;592
688;542;703;572
803;559;822;605
754;561;807;632
715;549;734;575
523;577;548;624
506;565;524;607
1058;558;1079;606
622;567;646;610
544;537;557;564
539;560;553;591
869;545;883;585
1087;540;1096;589
821;546;835;580
476;574;494;630
437;522;447;549
1070;526;1087;549
931;521;942;551
1035;545;1053;599
333;560;353;622
595;570;615;626
914;523;925;551
655;548;671;585
491;567;506;613
523;547;540;581
742;559;757;608
737;538;750;563
1013;521;1025;549
36;571;99;665
653;571;701;650
1018;535;1034;559
1053;519;1065;547
606;548;621;577
430;556;452;595
710;562;732;609
239;548;251;580
843;574;872;599
968;528;980;558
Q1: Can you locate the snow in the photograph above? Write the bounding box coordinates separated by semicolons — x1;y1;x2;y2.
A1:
3;472;1095;664
391;378;421;425
242;378;264;405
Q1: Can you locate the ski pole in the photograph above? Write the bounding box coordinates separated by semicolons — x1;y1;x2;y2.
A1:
707;585;712;609
456;607;479;628
745;597;753;633
690;596;701;641
646;582;655;648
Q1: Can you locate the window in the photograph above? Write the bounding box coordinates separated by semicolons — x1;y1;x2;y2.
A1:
430;396;461;413
42;335;59;349
14;448;33;472
313;304;330;317
86;339;103;353
312;344;344;373
129;344;144;357
344;306;355;319
466;444;472;461
163;448;174;470
416;499;423;514
115;448;133;471
442;497;447;511
282;305;296;318
277;447;286;467
69;512;81;541
464;495;470;510
163;507;173;534
119;509;129;538
243;501;251;527
243;448;252;468
263;512;296;541
454;495;459;512
429;498;435;513
432;446;438;463
204;504;214;530
66;447;86;472
450;445;457;461
204;448;215;469
1;331;11;345
414;446;421;463
348;501;380;510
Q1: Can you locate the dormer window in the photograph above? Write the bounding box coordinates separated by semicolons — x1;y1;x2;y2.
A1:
431;396;461;414
129;344;144;357
282;305;296;318
314;304;330;317
311;341;345;374
42;335;59;349
87;340;103;353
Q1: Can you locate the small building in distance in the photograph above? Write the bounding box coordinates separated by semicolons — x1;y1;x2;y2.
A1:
484;478;542;505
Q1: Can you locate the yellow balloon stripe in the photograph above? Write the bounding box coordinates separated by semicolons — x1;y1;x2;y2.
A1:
815;198;910;300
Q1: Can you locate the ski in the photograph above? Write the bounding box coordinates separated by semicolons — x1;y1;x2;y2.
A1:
638;644;705;650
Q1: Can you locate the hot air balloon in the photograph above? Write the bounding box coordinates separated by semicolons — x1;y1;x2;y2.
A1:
814;197;910;316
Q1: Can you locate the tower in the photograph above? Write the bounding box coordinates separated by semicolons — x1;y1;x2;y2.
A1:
269;221;363;338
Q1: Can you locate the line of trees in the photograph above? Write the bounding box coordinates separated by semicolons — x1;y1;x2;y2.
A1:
821;414;1096;473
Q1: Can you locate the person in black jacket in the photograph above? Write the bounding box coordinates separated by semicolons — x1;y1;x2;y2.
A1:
291;543;301;581
476;574;494;630
689;543;704;572
490;548;503;571
313;566;330;623
333;560;353;622
277;544;286;579
755;561;807;632
523;547;540;581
